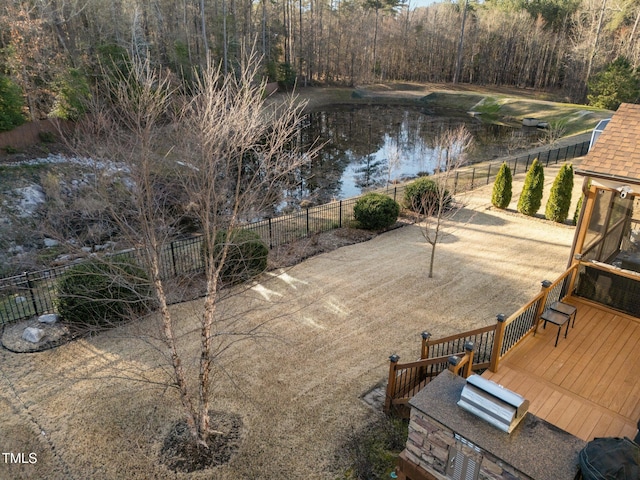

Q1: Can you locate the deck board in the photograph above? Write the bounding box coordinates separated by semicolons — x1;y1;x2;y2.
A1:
483;299;639;441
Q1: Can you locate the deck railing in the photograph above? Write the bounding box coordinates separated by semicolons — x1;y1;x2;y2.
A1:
574;260;640;317
385;343;475;415
421;324;496;371
491;263;579;370
385;264;580;414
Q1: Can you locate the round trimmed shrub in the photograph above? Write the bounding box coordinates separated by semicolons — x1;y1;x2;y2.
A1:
56;257;153;330
404;177;451;214
491;162;513;209
211;229;268;283
353;192;400;230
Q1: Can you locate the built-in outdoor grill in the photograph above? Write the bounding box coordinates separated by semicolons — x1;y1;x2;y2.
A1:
457;374;529;433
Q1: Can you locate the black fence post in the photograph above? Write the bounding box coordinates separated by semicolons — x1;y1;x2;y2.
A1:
545;151;550;167
339;201;343;228
454;172;459;194
393;186;397;203
525;154;531;171
486;164;491;185
306;208;310;237
24;271;39;317
268;217;273;249
170;241;178;277
513;158;518;175
471;168;476;189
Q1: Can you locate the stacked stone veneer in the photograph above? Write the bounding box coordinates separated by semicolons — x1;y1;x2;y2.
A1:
404;409;529;480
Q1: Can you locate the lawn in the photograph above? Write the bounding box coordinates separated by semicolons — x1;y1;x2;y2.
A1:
0;166;580;479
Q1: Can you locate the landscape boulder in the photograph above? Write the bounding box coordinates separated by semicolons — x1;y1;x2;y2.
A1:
38;313;60;324
22;327;45;343
44;238;60;248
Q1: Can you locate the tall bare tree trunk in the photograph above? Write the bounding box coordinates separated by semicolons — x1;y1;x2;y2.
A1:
453;0;468;84
585;0;608;97
200;0;209;58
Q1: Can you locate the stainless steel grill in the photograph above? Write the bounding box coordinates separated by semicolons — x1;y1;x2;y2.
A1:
457;374;529;433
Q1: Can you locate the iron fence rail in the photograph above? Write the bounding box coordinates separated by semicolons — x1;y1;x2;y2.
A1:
0;140;589;325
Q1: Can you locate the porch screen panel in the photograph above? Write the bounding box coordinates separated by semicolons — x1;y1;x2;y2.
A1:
601;222;626;262
582;189;613;256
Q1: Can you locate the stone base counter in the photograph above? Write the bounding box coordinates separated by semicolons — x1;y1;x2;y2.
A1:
396;370;586;480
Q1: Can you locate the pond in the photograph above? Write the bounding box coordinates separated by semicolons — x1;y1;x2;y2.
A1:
285;105;519;208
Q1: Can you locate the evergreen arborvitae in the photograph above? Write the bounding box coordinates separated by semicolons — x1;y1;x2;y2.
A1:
573;179;591;225
573;194;583;226
545;163;574;223
491;162;513;208
517;158;545;216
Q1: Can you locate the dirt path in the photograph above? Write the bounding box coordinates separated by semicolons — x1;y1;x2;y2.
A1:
0;170;580;479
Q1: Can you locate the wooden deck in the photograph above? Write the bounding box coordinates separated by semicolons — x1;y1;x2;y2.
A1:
483;298;640;441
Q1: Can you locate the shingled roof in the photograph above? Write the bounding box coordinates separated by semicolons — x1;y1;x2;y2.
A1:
576;103;640;184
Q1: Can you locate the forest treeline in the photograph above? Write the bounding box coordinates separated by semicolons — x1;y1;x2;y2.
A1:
1;0;639;123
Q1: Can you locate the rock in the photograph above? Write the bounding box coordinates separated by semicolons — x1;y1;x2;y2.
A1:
38;313;60;324
44;238;60;248
15;296;27;303
15;184;46;217
54;254;72;263
8;245;24;254
22;327;45;343
522;117;541;127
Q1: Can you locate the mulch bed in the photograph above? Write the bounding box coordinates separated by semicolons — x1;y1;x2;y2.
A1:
160;411;243;473
1;317;71;353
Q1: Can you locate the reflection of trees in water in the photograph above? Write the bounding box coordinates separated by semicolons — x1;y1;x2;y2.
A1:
355;155;386;191
285;105;514;207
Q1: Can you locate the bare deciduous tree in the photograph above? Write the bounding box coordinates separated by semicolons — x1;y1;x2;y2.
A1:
409;125;473;279
67;52;317;455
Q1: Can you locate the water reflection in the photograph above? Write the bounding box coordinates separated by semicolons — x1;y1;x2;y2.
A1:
283;105;515;211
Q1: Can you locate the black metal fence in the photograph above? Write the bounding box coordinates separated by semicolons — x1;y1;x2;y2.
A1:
0;140;589;326
451;140;590;194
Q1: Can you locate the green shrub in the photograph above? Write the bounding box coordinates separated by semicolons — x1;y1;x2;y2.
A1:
404;176;451;214
3;145;19;154
573;194;583;226
343;414;408;480
545;163;574;222
491;162;513;209
38;131;56;143
50;68;91;121
208;229;268;284
353;193;400;230
0;75;26;132
276;62;297;90
56;257;153;330
517;158;544;216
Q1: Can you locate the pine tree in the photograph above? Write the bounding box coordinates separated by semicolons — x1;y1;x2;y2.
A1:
491;162;513;208
517;158;544;216
545;163;574;223
587;57;640;110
